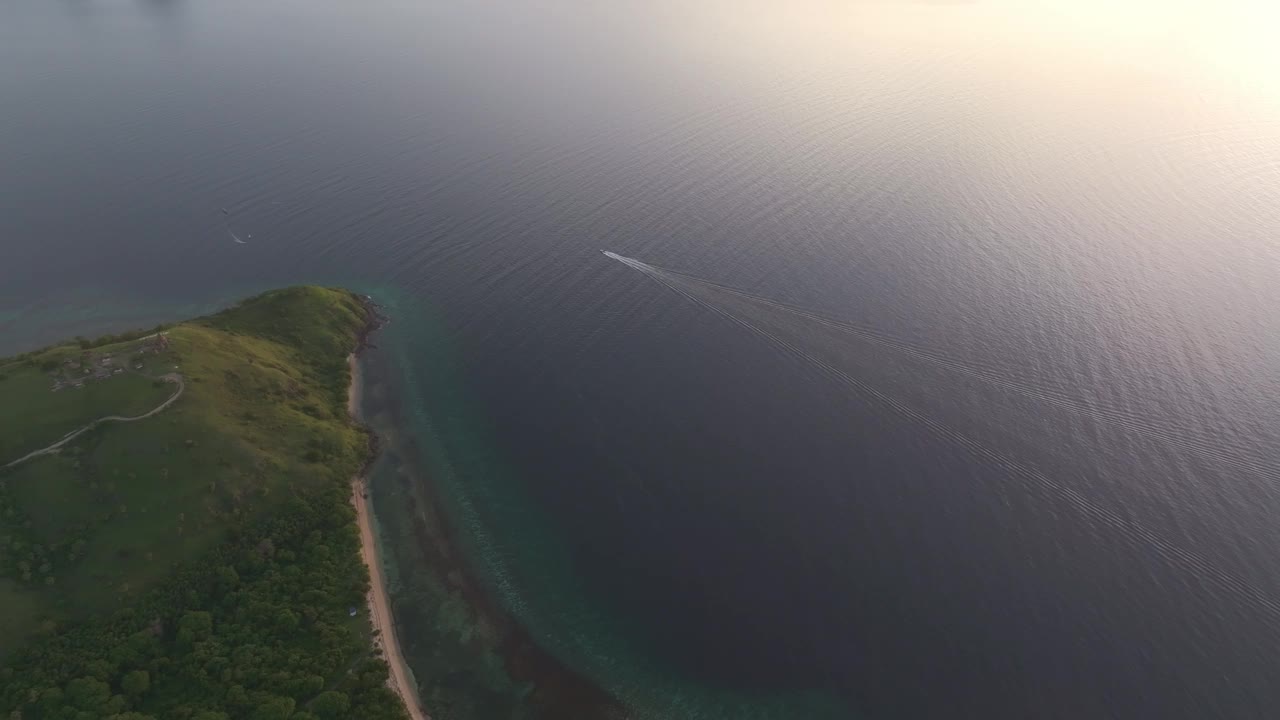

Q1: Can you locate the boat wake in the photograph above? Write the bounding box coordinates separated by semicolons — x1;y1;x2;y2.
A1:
603;250;1280;624
223;206;249;244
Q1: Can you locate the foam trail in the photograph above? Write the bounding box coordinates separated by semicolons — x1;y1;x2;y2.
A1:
612;253;1275;483
605;251;1280;624
223;207;248;244
652;267;1280;620
674;273;1277;479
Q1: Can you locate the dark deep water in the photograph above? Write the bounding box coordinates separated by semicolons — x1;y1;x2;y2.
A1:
5;1;1280;717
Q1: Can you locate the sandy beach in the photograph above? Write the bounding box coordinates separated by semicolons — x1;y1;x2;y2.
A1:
349;353;430;720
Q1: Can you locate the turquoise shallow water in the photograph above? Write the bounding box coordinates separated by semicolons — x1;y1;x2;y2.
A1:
360;287;851;718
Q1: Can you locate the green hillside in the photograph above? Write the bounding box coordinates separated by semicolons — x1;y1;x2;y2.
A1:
0;287;409;720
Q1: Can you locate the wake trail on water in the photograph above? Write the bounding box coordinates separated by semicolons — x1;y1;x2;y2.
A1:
613;253;1275;485
604;251;1280;624
222;207;249;244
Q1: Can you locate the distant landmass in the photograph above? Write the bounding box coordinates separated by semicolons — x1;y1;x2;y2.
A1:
0;287;412;720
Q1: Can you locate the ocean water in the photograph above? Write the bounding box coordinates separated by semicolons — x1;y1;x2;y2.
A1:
3;1;1280;717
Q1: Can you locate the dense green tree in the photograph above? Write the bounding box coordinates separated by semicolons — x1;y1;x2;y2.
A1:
120;670;149;698
176;611;214;648
64;678;112;711
249;696;295;720
310;690;350;719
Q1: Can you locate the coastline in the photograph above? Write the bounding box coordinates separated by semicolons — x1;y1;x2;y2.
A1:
349;306;430;720
350;294;625;719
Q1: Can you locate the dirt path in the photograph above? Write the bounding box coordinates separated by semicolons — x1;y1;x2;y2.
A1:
349;355;430;720
3;373;185;469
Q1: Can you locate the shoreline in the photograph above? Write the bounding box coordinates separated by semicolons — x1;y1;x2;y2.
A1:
349;294;625;719
349;302;430;720
368;375;628;719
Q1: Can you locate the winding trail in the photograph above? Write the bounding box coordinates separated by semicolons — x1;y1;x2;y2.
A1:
3;373;185;469
348;354;430;720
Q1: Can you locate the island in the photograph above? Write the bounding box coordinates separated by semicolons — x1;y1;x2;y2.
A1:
0;287;414;720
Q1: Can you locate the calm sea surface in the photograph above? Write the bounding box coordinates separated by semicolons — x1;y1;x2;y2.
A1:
4;1;1280;717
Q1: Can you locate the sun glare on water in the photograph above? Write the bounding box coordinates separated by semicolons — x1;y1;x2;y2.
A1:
992;0;1280;98
688;0;1280;104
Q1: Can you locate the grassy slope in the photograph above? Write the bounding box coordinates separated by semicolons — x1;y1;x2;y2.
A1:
0;286;367;652
0;350;175;464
